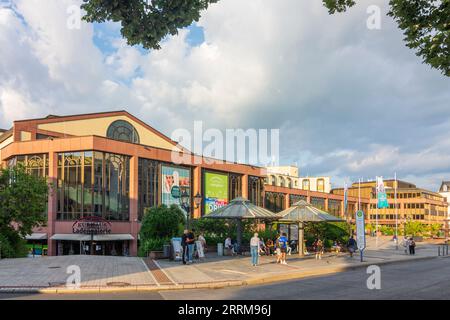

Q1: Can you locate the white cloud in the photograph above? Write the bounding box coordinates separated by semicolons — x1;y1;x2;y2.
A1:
0;0;449;190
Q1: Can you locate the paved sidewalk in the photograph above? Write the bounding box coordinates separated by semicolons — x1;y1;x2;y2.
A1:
0;255;156;288
0;237;445;293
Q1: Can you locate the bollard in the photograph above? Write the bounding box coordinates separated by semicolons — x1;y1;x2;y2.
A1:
438;246;441;256
447;244;449;256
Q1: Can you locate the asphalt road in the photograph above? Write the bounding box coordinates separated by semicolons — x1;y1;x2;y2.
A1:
2;257;450;300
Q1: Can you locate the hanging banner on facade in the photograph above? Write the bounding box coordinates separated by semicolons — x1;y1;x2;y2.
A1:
204;172;229;214
376;176;389;209
344;182;348;212
356;210;366;251
161;165;191;215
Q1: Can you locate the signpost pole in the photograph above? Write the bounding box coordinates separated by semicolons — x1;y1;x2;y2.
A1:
356;210;366;263
298;222;304;257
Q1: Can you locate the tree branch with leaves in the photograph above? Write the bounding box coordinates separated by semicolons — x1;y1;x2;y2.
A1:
323;0;449;77
82;0;449;76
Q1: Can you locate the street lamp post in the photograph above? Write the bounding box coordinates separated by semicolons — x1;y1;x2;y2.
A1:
180;190;190;229
180;191;202;229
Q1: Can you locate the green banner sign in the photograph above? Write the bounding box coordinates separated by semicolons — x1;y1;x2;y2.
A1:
204;172;229;215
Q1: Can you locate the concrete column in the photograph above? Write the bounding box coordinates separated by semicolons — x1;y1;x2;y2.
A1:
129;156;139;257
47;152;58;256
242;174;249;199
298;222;304;257
192;166;202;219
324;198;329;211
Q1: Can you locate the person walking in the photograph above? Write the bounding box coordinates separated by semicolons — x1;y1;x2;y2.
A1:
274;235;282;263
198;232;207;253
266;238;274;255
181;229;189;265
346;236;357;258
409;237;416;255
250;233;260;266
313;238;324;260
277;233;288;264
402;236;410;254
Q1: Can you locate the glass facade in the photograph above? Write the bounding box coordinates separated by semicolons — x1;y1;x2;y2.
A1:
310;197;325;210
57;151;130;221
289;194;307;206
248;176;264;206
265;192;285;213
328;199;341;216
138;158;160;221
229;173;242;201
7;154;49;177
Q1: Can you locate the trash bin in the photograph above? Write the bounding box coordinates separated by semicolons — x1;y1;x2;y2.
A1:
163;244;171;258
217;243;224;256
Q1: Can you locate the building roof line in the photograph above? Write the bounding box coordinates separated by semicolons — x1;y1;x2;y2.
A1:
12;110;182;151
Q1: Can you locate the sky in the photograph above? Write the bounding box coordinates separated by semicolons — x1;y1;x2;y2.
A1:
0;0;449;191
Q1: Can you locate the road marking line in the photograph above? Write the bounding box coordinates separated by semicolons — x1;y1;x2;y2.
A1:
140;258;160;287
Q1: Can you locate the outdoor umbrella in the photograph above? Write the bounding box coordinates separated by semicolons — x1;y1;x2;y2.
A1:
202;197;278;252
276;200;345;256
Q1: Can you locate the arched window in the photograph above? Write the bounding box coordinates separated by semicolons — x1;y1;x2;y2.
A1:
107;120;140;144
317;178;325;192
287;178;292;188
302;179;310;191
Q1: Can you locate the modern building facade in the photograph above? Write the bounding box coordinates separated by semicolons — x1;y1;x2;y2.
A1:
438;181;450;217
266;165;331;193
332;180;448;230
0;111;266;256
438;181;450;236
1;111;378;257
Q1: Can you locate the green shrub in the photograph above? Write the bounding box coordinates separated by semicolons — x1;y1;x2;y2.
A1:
405;221;427;236
380;225;394;236
190;218;261;245
255;228;278;242
0;232;28;259
138;204;185;256
138;237;170;257
140;204;185;240
427;223;442;237
304;222;349;248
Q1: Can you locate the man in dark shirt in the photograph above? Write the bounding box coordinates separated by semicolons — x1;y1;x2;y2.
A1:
187;229;195;263
181;229;189;265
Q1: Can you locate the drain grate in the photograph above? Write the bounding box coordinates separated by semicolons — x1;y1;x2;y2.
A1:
106;282;131;287
48;266;61;269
